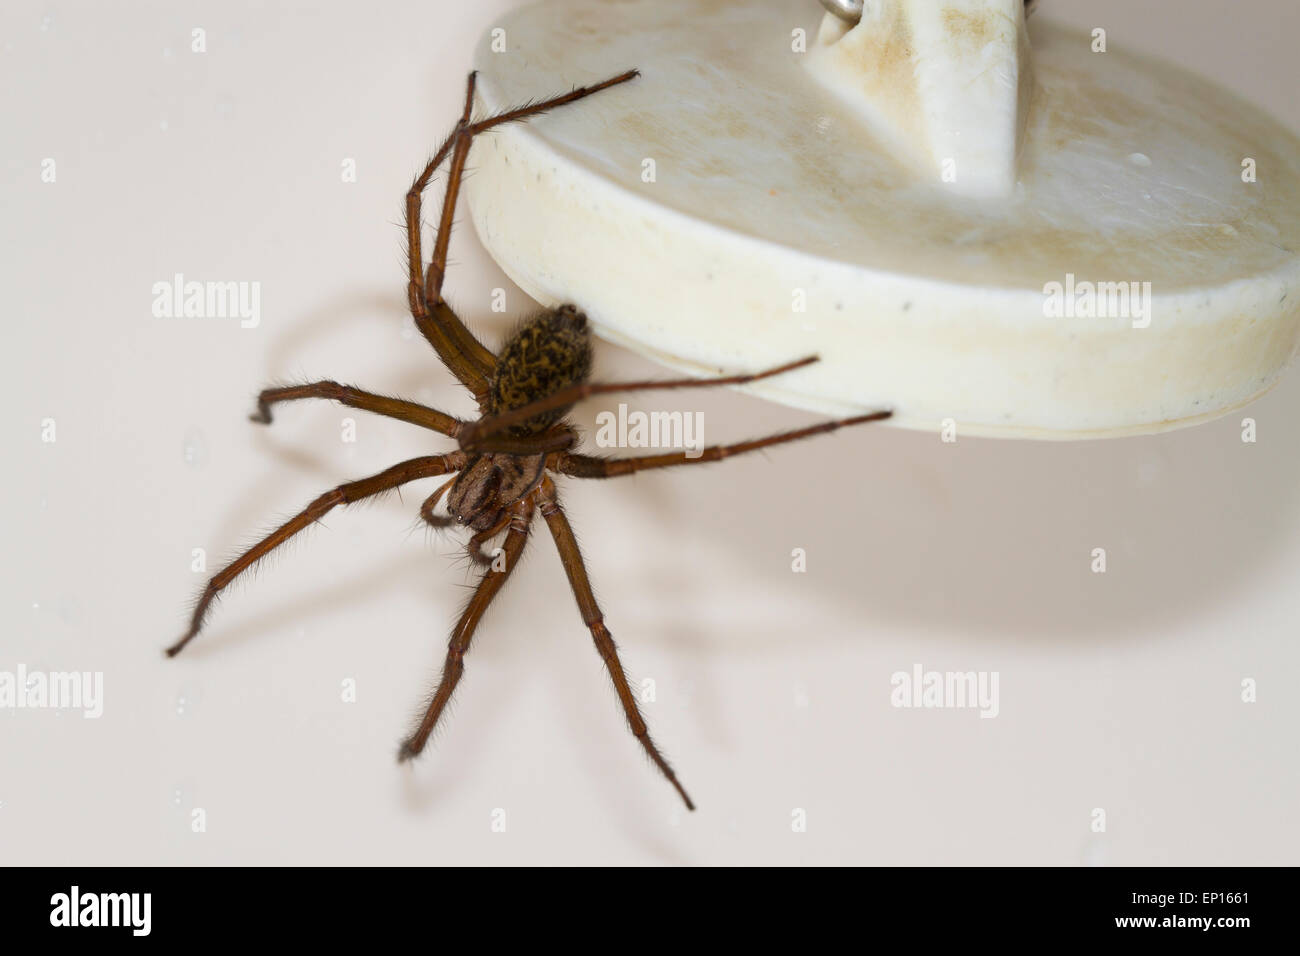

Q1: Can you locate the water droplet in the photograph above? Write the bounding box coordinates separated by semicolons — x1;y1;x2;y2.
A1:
182;427;208;468
1128;152;1151;167
175;685;202;716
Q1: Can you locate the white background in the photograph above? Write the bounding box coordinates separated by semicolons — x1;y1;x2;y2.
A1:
3;0;1298;864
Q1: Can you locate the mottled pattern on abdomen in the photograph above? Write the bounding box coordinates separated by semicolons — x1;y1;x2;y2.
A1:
489;305;593;435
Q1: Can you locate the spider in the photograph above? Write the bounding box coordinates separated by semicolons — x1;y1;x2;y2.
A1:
165;69;892;811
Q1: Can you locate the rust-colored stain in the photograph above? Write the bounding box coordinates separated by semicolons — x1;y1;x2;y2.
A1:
826;3;925;155
941;6;1000;54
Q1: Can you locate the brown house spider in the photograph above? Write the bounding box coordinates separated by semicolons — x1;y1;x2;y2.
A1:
166;69;892;810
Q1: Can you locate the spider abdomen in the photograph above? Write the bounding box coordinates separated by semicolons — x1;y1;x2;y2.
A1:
489;304;593;435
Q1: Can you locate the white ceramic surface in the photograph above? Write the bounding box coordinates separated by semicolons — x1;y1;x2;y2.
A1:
466;0;1300;438
809;0;1034;200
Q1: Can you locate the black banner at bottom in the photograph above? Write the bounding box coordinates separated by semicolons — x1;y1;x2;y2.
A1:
0;865;1284;942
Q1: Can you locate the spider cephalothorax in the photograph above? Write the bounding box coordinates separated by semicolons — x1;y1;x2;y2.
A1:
445;451;546;532
443;306;593;530
167;69;891;811
446;306;592;532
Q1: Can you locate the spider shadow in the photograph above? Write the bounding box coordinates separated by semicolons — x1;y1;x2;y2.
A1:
258;285;515;410
578;367;1300;649
187;276;1300;835
188;281;501;653
546;650;699;863
395;688;520;816
393;552;557;817
191;287;454;552
168;550;430;662
178;506;525;805
190;286;561;807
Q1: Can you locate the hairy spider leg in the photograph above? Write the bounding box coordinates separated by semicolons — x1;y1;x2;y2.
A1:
166;454;465;657
420;477;460;530
398;495;535;761
251;381;464;437
556;411;894;477
456;356;820;449
405;72;495;399
465;510;514;566
406;69;641;406
535;477;695;810
465;429;578;457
